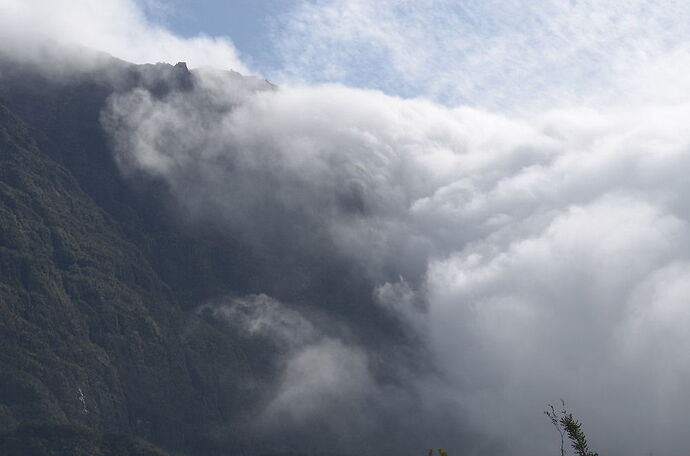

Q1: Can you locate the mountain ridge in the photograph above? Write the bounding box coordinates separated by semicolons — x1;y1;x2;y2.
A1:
0;52;261;456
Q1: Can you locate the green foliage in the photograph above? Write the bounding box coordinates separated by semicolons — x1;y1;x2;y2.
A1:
560;414;598;456
426;404;599;456
545;401;599;456
0;98;253;455
0;424;176;456
427;449;448;456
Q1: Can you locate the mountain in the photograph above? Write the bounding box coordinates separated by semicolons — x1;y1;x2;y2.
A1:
0;52;269;456
0;424;175;456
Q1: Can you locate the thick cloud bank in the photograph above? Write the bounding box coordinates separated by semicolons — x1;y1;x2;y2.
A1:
5;0;690;454
102;68;690;455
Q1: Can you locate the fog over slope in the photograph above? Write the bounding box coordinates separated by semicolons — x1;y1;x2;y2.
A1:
102;73;690;456
4;1;690;455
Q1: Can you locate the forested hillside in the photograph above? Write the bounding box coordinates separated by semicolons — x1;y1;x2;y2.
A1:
0;56;261;456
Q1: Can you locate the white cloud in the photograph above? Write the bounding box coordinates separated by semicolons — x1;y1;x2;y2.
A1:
0;0;248;72
6;0;690;452
264;338;372;422
200;293;392;450
273;0;690;110
200;294;319;348
102;67;690;453
427;194;690;454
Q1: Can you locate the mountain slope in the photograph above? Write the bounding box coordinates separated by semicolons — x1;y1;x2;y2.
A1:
0;424;176;456
0;52;272;309
0;89;252;455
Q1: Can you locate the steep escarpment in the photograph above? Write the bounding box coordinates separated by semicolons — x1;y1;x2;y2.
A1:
0;424;176;456
0;54;257;308
0;65;256;455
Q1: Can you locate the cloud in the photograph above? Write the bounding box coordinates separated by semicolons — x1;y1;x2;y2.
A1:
427;193;690;455
200;294;319;349
6;0;690;453
101;54;690;454
0;0;247;72
200;293;463;455
271;0;690;110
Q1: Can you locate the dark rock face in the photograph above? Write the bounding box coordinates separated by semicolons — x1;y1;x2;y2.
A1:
0;56;261;456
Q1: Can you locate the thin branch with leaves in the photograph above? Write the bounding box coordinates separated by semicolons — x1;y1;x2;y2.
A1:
545;399;567;456
545;400;599;456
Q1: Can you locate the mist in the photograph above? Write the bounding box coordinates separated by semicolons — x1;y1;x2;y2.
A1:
101;72;690;455
5;1;690;455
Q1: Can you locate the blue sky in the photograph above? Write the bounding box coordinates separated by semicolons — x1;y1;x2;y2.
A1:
150;0;292;68
7;0;690;110
140;0;690;111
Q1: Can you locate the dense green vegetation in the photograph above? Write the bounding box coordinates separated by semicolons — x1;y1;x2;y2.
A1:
0;76;253;455
0;424;175;456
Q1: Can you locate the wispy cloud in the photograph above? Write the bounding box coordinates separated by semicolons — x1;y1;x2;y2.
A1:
271;0;690;110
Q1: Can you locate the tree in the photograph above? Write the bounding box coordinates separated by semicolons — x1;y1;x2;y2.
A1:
545;401;599;456
427;401;599;456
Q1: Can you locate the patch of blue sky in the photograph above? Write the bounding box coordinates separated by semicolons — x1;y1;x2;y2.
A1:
144;1;690;112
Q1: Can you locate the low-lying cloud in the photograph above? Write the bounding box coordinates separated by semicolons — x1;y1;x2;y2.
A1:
5;1;690;454
102;65;690;455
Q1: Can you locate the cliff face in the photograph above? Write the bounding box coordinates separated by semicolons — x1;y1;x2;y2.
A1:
0;55;261;456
